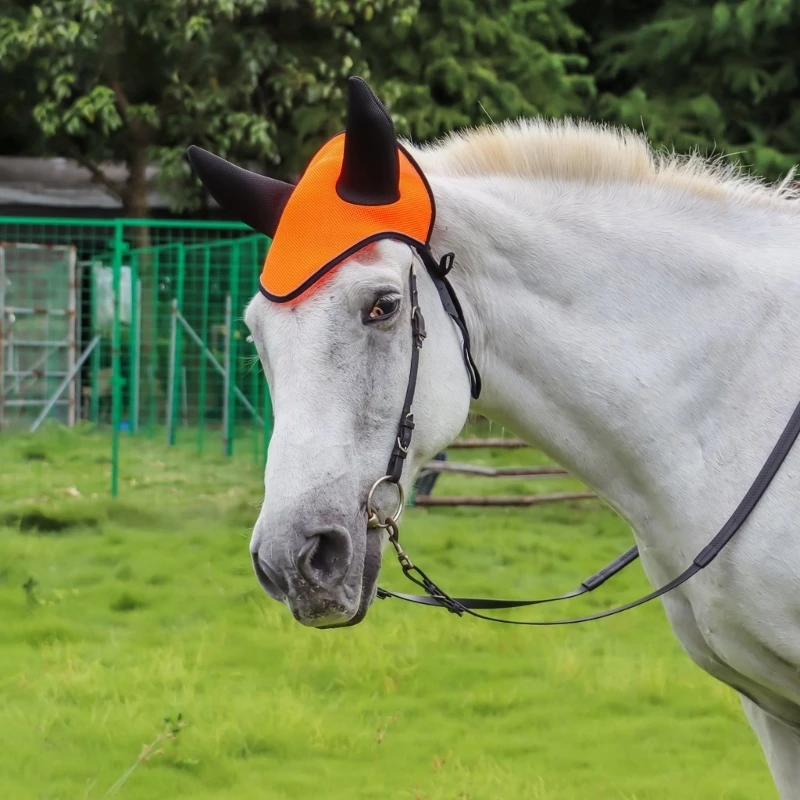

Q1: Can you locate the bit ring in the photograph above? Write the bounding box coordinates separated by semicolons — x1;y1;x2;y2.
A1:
367;476;405;530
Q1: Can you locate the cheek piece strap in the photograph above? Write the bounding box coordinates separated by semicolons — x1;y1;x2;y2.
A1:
384;247;482;486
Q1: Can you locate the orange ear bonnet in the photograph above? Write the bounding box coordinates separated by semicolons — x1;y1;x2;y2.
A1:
187;78;436;302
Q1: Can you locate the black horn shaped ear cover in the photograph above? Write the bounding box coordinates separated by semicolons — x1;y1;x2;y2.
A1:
186;145;294;238
336;77;400;206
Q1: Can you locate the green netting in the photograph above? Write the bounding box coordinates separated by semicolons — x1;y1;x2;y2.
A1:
0;217;274;495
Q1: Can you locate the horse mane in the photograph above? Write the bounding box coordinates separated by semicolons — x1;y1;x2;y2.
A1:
407;118;800;212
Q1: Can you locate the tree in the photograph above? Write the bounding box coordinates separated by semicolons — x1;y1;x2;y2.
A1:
364;0;594;143
573;0;800;180
0;0;417;217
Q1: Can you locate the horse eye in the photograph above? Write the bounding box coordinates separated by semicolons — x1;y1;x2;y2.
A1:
365;296;400;323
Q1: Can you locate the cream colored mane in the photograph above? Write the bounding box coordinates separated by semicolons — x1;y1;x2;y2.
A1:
409;118;800;212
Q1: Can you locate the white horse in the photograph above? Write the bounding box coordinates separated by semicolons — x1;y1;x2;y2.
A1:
192;82;800;796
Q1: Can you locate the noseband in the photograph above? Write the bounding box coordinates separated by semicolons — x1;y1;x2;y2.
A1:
366;247;800;626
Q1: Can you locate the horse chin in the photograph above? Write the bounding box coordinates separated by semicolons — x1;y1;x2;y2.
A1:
319;526;383;629
319;582;376;629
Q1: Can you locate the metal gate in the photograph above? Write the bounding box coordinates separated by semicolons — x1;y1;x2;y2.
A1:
0;242;78;429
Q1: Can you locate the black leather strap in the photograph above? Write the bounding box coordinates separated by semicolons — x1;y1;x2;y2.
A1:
418;247;481;399
386;267;426;483
384;249;481;484
379;392;800;625
377;545;640;608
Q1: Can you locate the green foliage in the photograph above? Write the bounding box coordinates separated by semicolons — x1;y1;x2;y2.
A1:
575;0;800;180
0;427;775;798
366;0;595;141
0;0;416;212
3;0;800;212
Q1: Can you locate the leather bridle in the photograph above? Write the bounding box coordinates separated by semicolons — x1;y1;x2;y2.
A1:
367;247;800;625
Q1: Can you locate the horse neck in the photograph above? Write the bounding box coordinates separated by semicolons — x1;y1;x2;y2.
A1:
429;174;800;540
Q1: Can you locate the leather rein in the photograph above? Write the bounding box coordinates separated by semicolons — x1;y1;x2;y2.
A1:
367;247;800;625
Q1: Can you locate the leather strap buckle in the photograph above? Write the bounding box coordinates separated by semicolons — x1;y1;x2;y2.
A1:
411;306;426;345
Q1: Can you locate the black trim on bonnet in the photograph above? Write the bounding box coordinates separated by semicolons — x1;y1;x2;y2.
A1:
258;142;437;304
258;231;430;304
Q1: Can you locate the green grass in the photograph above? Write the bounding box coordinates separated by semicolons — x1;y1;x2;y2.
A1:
0;425;775;799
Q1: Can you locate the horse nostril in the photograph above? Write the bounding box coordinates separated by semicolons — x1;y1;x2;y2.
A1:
252;551;288;602
297;526;353;587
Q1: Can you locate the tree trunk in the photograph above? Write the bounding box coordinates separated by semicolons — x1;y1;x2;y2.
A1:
124;143;151;242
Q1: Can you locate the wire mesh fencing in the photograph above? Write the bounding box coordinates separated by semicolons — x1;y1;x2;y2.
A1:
0;217;273;495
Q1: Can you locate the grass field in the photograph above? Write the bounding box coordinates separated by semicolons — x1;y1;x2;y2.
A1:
0;426;776;799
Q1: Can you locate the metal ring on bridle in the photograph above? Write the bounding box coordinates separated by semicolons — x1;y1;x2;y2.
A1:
367;476;405;530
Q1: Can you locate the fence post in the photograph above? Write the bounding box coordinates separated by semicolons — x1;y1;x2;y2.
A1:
110;220;124;497
197;246;211;454
147;249;161;435
130;256;141;434
168;244;185;445
181;366;189;427
222;293;232;457
67;246;77;426
225;243;240;457
166;298;178;447
90;260;101;423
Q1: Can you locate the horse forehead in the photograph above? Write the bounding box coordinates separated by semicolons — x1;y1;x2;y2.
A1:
246;243;411;366
250;254;406;328
250;298;358;378
265;301;344;357
246;284;333;330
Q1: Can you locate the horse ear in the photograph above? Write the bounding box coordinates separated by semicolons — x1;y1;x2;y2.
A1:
187;146;293;238
336;77;400;205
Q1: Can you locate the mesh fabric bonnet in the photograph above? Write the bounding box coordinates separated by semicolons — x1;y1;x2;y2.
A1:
187;77;436;303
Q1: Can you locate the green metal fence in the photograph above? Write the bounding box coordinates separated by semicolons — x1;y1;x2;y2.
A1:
0;217;273;495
